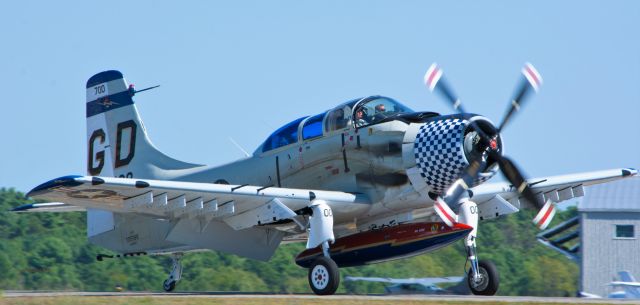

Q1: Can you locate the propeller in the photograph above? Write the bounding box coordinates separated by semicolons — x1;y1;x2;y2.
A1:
425;63;556;230
497;63;542;133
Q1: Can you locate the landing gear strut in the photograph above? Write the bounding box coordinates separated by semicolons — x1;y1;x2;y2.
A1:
458;199;499;296
163;253;183;292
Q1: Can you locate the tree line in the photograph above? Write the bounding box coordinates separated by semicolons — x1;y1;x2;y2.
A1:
0;188;578;295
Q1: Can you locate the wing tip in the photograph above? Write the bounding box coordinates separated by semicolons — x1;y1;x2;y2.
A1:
622;168;637;177
11;203;35;212
27;175;84;197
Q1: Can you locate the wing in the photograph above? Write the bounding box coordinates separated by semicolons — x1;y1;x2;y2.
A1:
610;282;640;288
470;168;637;220
21;175;370;229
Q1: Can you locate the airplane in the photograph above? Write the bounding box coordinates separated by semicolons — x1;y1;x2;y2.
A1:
609;271;640;299
345;275;469;295
580;271;640;299
13;63;637;295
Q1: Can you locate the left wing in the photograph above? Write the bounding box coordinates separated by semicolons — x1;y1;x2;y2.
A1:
20;175;370;230
470;168;637;222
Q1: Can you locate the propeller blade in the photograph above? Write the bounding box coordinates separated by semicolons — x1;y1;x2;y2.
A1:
533;199;557;230
424;63;466;113
491;152;557;229
445;159;485;204
434;197;458;227
497;63;542;132
435;159;485;227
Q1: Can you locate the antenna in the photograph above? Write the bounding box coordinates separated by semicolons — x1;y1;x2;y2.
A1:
129;84;160;96
228;137;250;157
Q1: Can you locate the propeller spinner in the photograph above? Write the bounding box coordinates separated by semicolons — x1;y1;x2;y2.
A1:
425;62;556;230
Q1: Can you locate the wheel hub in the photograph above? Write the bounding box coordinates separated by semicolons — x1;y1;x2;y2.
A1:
312;265;329;289
470;268;489;290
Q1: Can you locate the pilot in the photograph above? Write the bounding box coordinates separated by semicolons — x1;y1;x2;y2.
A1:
355;108;369;127
373;104;386;120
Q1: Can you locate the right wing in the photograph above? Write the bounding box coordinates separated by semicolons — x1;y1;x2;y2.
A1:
470;168;637;222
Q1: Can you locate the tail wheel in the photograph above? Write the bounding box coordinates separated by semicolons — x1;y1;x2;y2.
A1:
468;260;499;296
163;279;176;292
308;256;340;295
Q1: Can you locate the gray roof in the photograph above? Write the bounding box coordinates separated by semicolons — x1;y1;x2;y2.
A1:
579;176;640;212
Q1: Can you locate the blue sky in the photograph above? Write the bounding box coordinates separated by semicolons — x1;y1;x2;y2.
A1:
1;1;638;192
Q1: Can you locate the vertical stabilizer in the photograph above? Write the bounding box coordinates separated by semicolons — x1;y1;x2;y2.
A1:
617;271;640;299
85;70;201;239
85;70;201;180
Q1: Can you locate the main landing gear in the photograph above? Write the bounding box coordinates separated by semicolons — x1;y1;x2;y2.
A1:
458;199;499;296
305;201;340;295
163;253;183;292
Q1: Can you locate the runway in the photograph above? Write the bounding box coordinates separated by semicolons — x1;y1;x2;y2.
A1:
4;291;640;304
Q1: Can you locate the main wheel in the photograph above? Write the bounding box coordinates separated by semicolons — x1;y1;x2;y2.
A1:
163;279;176;292
468;260;499;296
308;256;340;295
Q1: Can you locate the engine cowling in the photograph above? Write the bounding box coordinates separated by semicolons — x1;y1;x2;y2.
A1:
403;115;502;197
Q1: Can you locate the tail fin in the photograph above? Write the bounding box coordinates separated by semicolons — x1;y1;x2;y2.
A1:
86;70;201;179
617;271;640;299
618;271;636;283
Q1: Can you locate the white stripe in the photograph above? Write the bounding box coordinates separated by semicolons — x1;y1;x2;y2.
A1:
424;63;443;91
434;198;458;227
86;78;129;103
511;100;520;111
538;206;556;230
525;63;542;84
517;182;527;193
434;205;453;227
522;63;543;92
532;200;552;224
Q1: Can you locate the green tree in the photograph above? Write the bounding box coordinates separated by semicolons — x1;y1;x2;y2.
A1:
0;188;579;295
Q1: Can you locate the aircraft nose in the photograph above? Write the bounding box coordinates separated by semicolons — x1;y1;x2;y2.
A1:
402;115;500;197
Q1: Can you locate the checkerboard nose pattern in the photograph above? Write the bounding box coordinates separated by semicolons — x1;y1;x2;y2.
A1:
413;118;493;195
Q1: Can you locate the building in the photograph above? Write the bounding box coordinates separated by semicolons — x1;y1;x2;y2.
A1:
579;176;640;297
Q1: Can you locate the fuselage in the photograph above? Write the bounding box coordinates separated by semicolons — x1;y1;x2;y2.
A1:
161;96;502;238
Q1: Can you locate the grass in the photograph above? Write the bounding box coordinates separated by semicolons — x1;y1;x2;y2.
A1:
0;296;621;305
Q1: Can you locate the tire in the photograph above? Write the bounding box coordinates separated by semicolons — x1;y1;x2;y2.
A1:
468;260;499;296
163;279;176;292
308;256;340;295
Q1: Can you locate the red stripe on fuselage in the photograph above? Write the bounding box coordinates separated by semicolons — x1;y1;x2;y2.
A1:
295;222;472;260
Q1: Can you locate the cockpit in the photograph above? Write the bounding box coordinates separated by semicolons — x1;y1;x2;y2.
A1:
256;96;415;154
352;96;414;128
